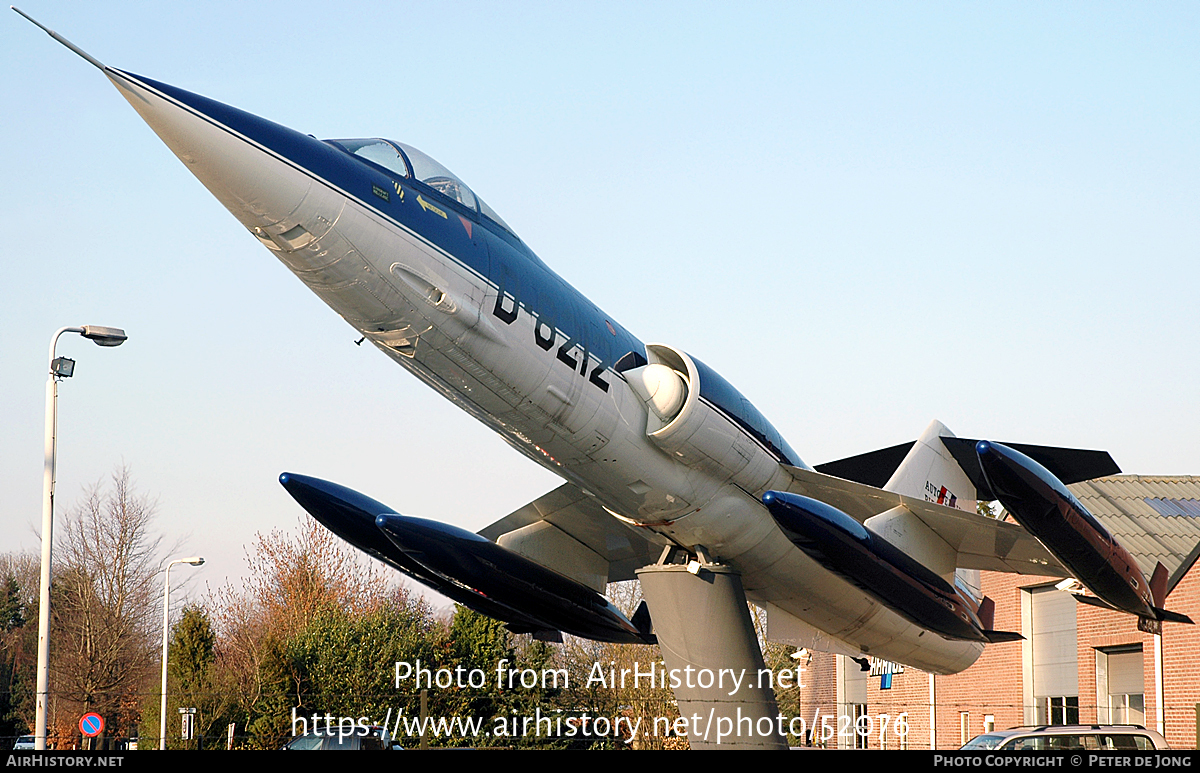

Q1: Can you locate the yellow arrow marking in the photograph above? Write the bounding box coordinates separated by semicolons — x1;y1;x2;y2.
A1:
417;194;447;219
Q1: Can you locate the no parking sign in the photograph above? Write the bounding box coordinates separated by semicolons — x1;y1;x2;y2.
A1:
79;712;104;738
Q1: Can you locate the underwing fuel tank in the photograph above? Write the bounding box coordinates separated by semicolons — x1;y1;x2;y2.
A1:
762;491;1021;644
279;473;654;644
975;441;1192;630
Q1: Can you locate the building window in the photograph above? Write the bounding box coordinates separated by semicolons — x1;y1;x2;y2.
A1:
960;712;970;746
836;655;867;750
853;703;868;749
1026;585;1078;725
1096;646;1145;726
1110;693;1146;725
984;714;995;733
1046;696;1080;725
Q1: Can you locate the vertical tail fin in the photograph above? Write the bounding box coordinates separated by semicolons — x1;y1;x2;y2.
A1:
883;419;978;512
1149;561;1169;610
977;595;1024;643
863;421;979;582
1147;561;1194;625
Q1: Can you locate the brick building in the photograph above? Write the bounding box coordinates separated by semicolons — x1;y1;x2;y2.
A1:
786;476;1200;750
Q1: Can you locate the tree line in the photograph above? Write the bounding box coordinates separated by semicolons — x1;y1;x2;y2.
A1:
1;466;804;750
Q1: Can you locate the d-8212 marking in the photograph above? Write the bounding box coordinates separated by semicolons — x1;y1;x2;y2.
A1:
492;289;610;392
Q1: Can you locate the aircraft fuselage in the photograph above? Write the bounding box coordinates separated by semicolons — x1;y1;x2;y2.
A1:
101;66;983;673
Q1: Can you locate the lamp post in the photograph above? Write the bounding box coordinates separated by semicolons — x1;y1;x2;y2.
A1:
160;556;204;750
35;325;127;751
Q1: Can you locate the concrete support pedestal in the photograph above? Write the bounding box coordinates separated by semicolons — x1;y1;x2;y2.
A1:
636;562;788;750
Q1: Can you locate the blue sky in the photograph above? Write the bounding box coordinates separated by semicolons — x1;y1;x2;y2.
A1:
3;2;1197;597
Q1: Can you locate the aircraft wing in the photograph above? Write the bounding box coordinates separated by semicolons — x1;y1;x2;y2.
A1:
479;482;668;585
782;465;1070;577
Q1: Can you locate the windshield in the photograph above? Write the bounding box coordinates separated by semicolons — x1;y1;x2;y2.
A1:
331;138;410;179
394;142;476;210
960;734;1005;749
477;195;516;236
330;138;517;236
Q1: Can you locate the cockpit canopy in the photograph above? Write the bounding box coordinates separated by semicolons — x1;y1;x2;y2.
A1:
328;138;515;236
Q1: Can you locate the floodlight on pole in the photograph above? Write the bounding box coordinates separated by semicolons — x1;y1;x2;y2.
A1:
34;325;127;751
160;557;204;750
50;358;75;378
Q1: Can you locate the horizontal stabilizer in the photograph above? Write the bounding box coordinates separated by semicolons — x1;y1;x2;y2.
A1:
815;438;1120;499
982;630;1024;644
1153;606;1194;625
942;437;1120;501
814;442;914;488
781;465;1068;577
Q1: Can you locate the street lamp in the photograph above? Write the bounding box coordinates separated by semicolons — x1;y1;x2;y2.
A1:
160;556;204;750
35;325;127;751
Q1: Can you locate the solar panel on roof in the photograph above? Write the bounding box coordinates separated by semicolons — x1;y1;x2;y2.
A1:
1144;498;1200;517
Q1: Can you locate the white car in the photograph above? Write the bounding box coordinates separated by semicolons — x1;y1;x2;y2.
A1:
961;725;1169;751
283;726;402;751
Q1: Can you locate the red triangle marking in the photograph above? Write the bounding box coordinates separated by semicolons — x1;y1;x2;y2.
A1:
458;215;473;239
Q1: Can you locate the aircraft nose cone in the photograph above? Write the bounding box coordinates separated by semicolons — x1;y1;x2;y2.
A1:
104;69;322;234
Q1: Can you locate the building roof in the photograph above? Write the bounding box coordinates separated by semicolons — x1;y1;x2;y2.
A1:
1067;475;1200;591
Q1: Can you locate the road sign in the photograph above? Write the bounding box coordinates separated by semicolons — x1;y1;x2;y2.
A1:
79;713;104;738
180;707;196;740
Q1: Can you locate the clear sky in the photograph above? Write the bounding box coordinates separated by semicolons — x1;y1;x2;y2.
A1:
3;2;1197;599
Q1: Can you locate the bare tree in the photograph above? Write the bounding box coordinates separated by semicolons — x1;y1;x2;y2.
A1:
50;466;162;746
556;582;684;749
210;516;389;738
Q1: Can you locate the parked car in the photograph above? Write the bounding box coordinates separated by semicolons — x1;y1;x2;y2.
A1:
283;726;402;750
961;725;1169;751
13;736;35;751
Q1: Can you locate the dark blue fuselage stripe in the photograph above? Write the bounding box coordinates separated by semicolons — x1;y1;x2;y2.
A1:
117;69;799;467
118;69;644;371
698;396;795;467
